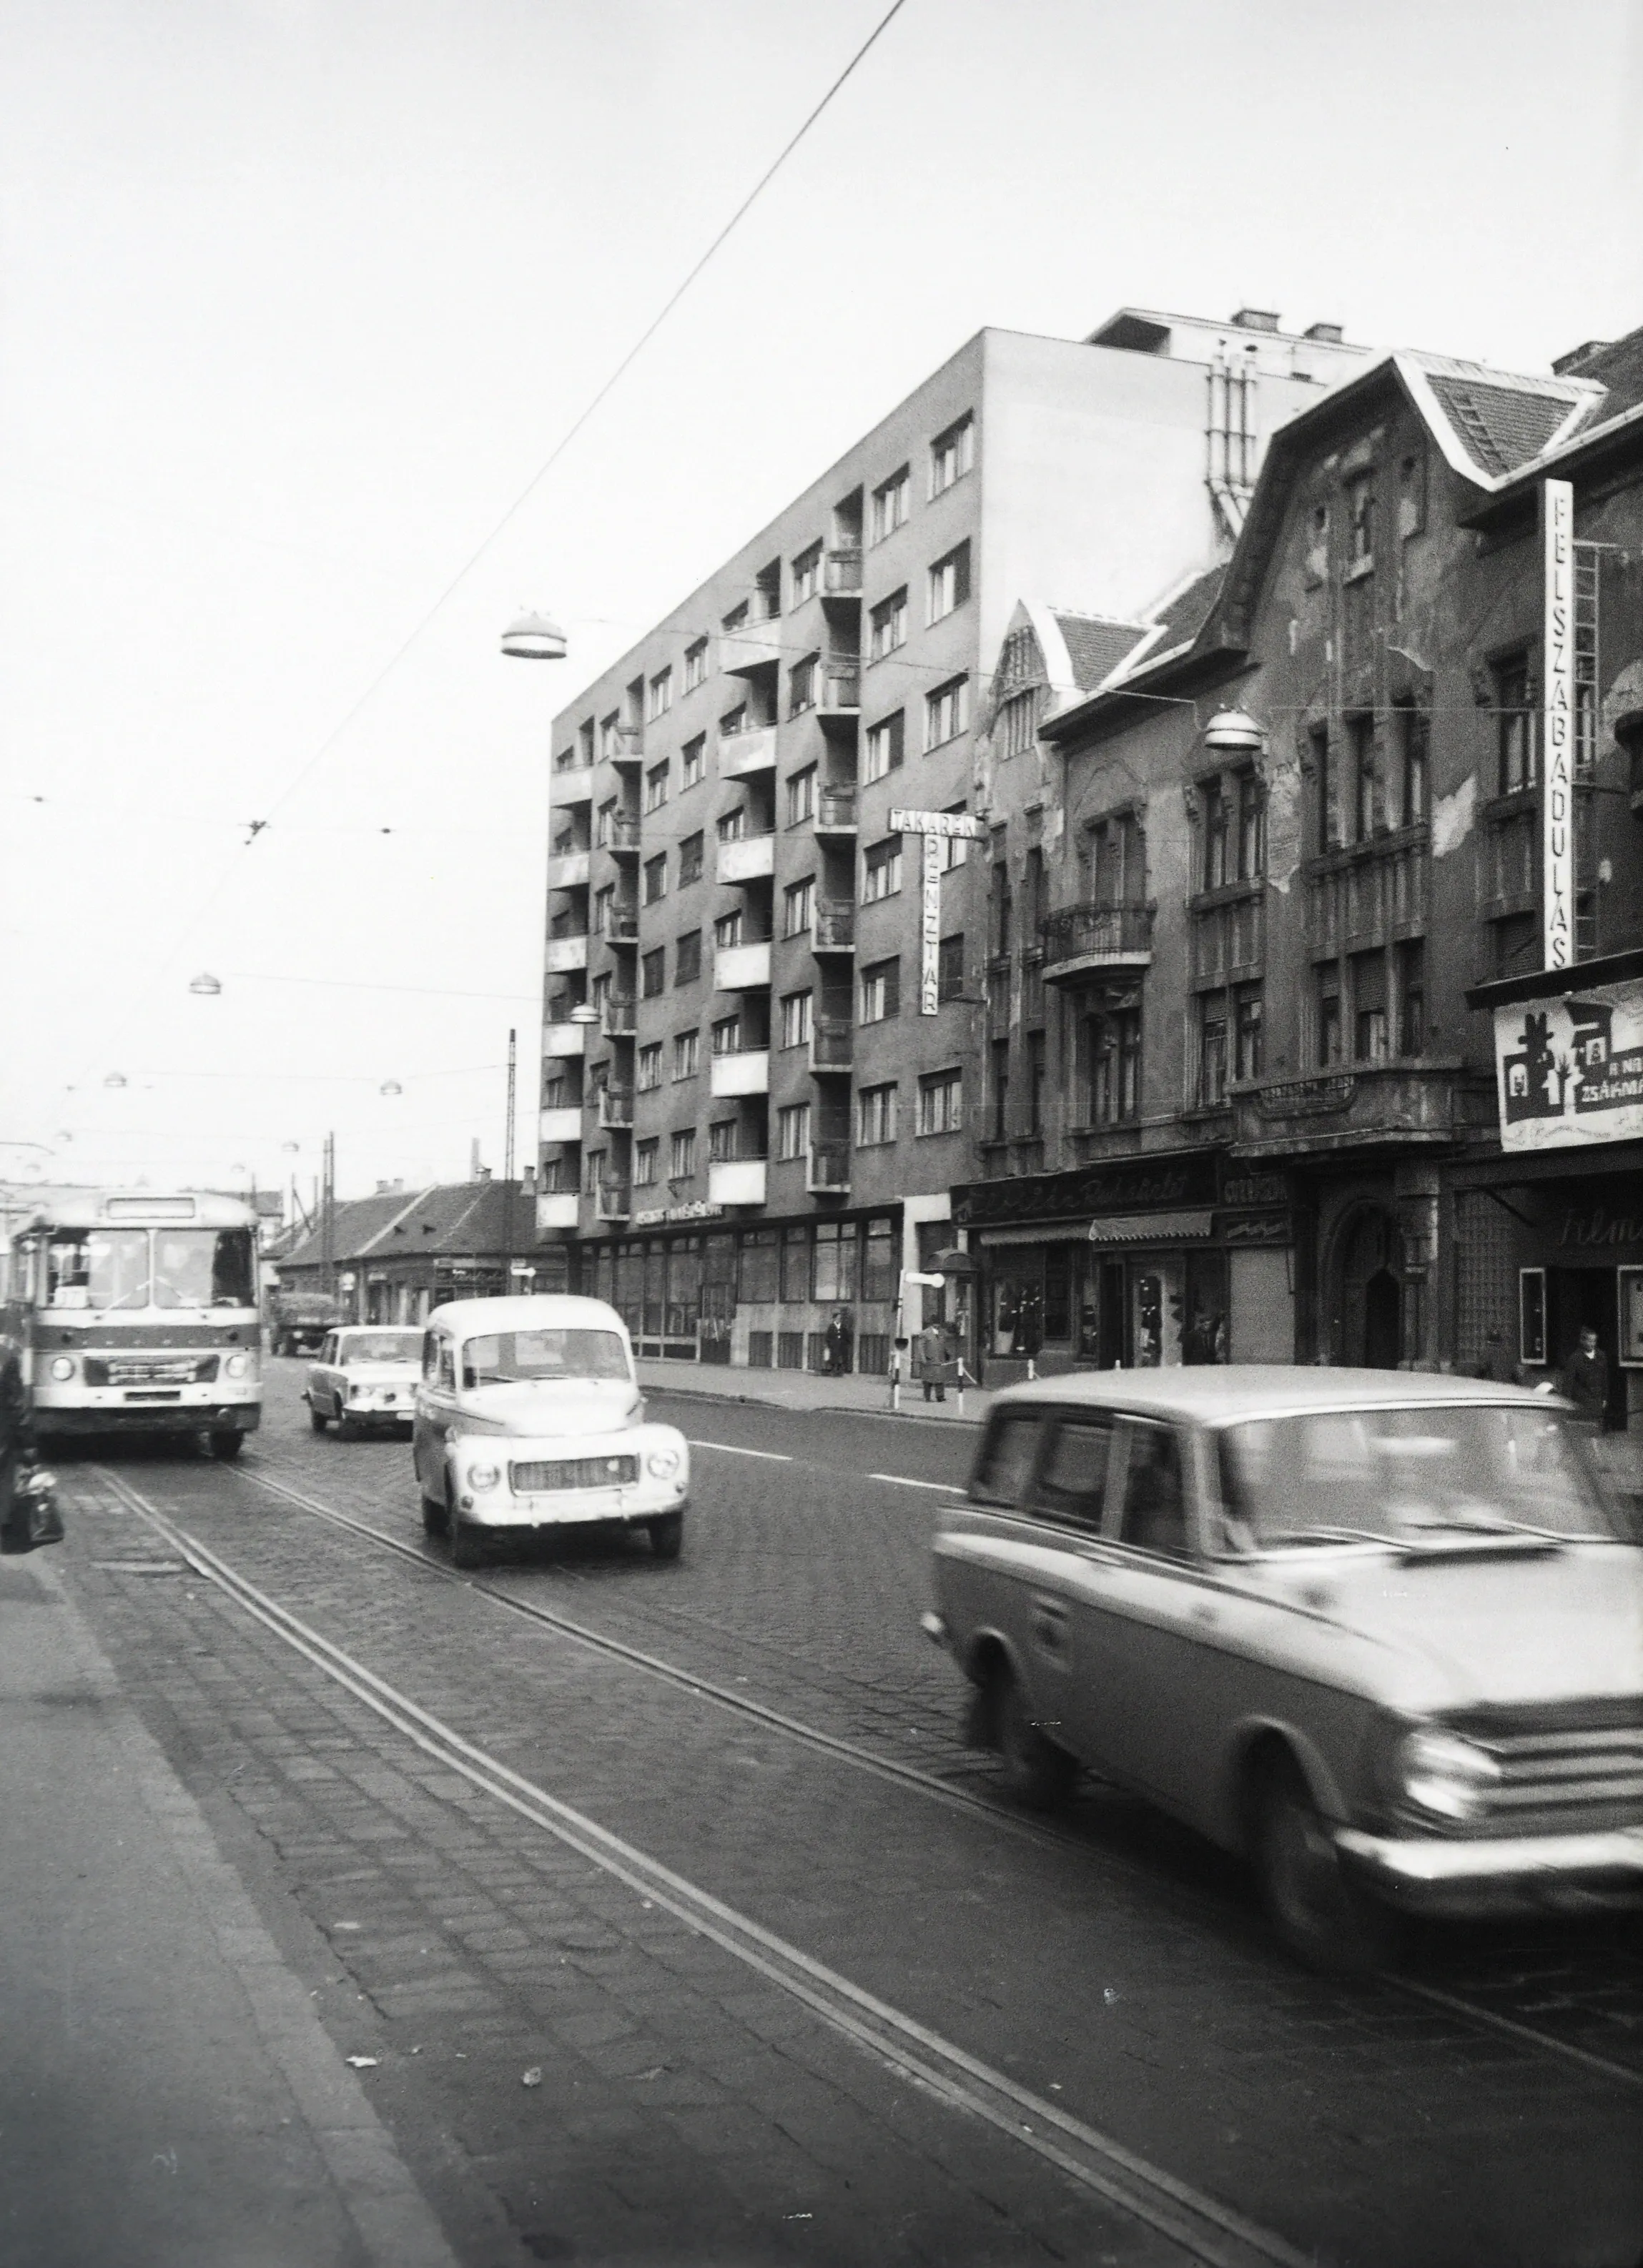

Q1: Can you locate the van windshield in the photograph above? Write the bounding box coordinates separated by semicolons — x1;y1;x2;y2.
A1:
461;1329;630;1387
1219;1403;1619;1548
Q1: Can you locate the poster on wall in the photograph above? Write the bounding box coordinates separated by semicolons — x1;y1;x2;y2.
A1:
1495;977;1643;1151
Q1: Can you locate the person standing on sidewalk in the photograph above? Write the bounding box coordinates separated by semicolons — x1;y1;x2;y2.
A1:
1559;1325;1609;1431
916;1319;948;1403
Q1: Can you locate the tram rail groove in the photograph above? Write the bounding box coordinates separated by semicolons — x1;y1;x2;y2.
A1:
94;1465;1313;2268
89;1457;1643;2104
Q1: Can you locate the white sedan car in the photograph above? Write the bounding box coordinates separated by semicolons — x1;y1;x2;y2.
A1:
411;1294;689;1569
305;1327;423;1438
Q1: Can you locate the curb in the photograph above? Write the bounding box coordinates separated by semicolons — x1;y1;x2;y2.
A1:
636;1377;982;1428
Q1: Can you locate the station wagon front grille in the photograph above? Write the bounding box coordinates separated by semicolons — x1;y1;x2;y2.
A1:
1449;1701;1643;1834
508;1453;638;1493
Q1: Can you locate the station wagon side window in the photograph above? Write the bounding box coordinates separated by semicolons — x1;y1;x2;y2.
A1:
1030;1412;1117;1535
970;1412;1046;1507
1111;1419;1191;1560
320;1334;335;1364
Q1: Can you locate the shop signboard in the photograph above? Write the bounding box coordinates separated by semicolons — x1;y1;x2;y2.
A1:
1542;478;1576;971
953;1151;1219;1226
1495;976;1643;1151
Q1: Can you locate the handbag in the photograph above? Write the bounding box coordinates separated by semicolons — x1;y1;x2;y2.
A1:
1;1465;63;1554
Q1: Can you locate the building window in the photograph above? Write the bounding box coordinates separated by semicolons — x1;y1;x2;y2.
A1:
709;1119;742;1164
785;766;816;827
578;718;596;766
1350;713;1379;840
789;654;819;716
1082;1007;1141;1126
1027;1029;1045;1134
1203;779;1230;890
543;1070;571;1109
1346;470;1376;569
633;1139;658;1187
721;600;749;634
636;1043;662;1092
647;668;673;720
645;761;669;812
779;990;812;1049
924;674;970;750
776;1101;811;1162
870;465;910;543
989;1039;1009;1138
643;853;668;904
856;1082;897;1145
599;711;621;760
640;948;666;999
937;933;964;1003
1397;941;1425;1056
672;1029;699;1080
1398;704;1429;826
1198;999;1228;1107
669;1129;696;1180
583;1148;604;1197
714;908;744;949
864;710;904;781
1352;949;1388;1063
783;876;814;937
674;930;701;986
938;803;970;872
711;1013;741;1056
594;883;616;935
1496;655;1535;793
917;1068;963;1136
1311;723;1341;851
681;733;706;789
997;687;1042;761
596;798;618;846
1305;502;1330;585
862;837;903;902
1237;773;1265;878
717;805;746;843
1316;967;1342;1066
791;543;822;604
1398;449;1427;540
1234;983;1263;1083
869;588;908;660
678;831;704;886
929;413;975;498
927;540;971;624
719;702;746;739
684;638;708;692
1082;809;1145;905
859;958;899;1023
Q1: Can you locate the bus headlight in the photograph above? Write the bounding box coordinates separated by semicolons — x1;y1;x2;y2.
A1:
466;1462;500;1492
1396;1728;1502;1823
224;1352;250;1380
49;1356;76;1382
647;1447;681;1478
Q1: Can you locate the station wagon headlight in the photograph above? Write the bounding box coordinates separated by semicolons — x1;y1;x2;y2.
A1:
646;1447;681;1478
49;1356;75;1381
1396;1728;1502;1823
466;1461;500;1491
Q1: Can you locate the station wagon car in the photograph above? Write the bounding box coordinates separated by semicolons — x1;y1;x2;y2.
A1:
411;1294;689;1569
305;1327;423;1437
924;1368;1643;1971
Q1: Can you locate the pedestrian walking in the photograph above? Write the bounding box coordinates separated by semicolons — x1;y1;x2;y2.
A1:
822;1307;852;1377
1559;1324;1609;1430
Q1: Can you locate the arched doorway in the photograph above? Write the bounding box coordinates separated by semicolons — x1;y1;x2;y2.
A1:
1334;1207;1403;1369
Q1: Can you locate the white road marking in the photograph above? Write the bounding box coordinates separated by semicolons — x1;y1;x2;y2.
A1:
685;1439;792;1461
867;1472;954;1492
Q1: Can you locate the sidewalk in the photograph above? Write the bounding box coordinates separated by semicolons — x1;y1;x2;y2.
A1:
0;1549;459;2268
635;1355;995;1425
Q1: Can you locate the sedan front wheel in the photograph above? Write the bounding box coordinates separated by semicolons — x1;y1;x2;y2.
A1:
1254;1757;1394;1976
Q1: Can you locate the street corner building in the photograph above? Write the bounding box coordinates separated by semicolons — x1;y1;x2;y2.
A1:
272;1176;568;1326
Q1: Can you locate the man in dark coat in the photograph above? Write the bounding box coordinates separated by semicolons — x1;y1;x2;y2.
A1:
1559;1326;1609;1428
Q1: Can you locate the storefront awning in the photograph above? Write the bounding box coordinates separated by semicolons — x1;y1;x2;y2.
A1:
978;1209;1216;1249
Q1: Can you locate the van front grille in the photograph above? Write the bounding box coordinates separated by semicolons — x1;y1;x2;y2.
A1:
509;1454;638;1493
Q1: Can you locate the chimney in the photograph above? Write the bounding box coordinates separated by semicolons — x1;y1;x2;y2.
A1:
1303;322;1344;344
1231;307;1281;333
523;1163;538;1193
1552;339;1612;376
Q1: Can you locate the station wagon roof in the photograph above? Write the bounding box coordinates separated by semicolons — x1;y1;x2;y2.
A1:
425;1294;628;1337
989;1366;1571;1429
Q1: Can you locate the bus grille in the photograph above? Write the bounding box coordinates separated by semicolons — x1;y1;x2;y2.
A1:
508;1454;638;1493
84;1355;220;1387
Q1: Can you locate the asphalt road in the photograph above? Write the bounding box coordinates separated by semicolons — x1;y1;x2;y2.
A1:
43;1364;1643;2268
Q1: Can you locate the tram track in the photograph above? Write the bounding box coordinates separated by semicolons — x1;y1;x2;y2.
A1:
92;1451;1643;2108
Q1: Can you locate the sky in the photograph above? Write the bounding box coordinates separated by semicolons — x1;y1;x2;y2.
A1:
3;0;1640;1212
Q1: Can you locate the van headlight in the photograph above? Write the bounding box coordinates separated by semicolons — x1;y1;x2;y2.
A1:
466;1461;500;1492
49;1356;76;1381
647;1447;681;1478
1396;1728;1502;1823
224;1352;250;1380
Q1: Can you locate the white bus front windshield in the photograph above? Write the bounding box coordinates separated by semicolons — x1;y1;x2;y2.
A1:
462;1329;629;1387
152;1229;257;1311
46;1230;150;1311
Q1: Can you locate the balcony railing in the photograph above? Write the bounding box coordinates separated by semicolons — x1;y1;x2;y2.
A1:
543;931;591;974
814;786;857;838
1229;1063;1495;1157
823;548;862;595
718;723;779;778
595;1179;632;1222
601;995;637;1037
718;621;784;675
806;1143;851;1195
812;900;857;952
707;1157;768;1207
809;1017;853;1074
538;1104;584;1144
542;1019;588;1059
535;1191;580;1232
597;1086;634;1129
601;906;640;944
607;724;644;766
709;1048;770;1098
716;831;776;884
551;759;594;804
820;666;861;713
1040;902;1154;981
601;813;641;855
714;940;773;991
546;847;590;891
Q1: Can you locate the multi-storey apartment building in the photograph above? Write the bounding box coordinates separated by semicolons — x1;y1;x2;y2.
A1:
536;308;1368;1369
957;323;1643;1423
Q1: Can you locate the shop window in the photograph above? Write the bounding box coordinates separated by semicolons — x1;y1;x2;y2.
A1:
862;1219;896;1302
739;1230;779;1304
1519;1268;1547;1367
812;1222;857;1303
1042;1242;1070;1339
1183;1251;1229;1364
780;1227;810;1302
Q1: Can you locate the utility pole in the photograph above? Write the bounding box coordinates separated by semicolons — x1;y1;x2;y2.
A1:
320;1131;335;1298
501;1028;517;1295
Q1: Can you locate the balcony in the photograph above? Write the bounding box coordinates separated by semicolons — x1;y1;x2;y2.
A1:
1041;903;1154;983
551;760;594;806
819;666;861;715
708;1157;768;1207
806;1143;851;1195
597;1086;635;1130
596;1179;632;1223
718;723;779;779
823;548;862;596
546;848;590;891
814;786;857;840
601;813;642;856
542;1020;587;1059
538;1105;584;1144
812;901;856;954
710;1048;770;1098
607;724;644;768
808;1017;852;1074
543;932;590;974
1228;1061;1496;1159
600;906;641;946
601;994;637;1038
719;620;783;675
535;1192;580;1232
714;940;772;991
716;831;776;885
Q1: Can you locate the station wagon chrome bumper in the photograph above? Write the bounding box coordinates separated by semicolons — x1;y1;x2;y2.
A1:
1336;1824;1643;1913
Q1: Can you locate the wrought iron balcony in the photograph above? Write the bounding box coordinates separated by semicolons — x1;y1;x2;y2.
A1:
806;1144;851;1195
595;1179;632;1222
809;1017;852;1074
597;1086;634;1130
1228;1062;1495;1158
814;786;857;838
1040;902;1154;982
600;995;637;1037
601;813;642;856
812;901;856;953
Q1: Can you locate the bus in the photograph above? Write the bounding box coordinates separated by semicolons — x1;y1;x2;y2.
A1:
0;1189;262;1457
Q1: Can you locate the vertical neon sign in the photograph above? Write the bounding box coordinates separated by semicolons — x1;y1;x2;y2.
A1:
1542;477;1575;970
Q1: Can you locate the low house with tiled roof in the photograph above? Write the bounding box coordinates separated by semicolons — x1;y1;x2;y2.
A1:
952;320;1643;1402
272;1178;569;1326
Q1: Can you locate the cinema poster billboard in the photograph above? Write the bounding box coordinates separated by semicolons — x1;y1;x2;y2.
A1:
1495;977;1643;1151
